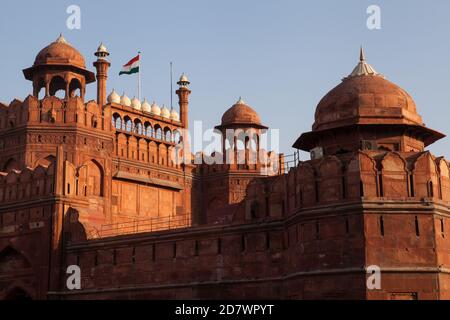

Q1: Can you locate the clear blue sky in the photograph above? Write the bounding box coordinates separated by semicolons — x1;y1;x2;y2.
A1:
1;0;449;159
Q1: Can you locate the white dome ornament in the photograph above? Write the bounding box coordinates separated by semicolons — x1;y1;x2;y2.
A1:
161;105;170;118
170;108;179;121
131;96;141;110
141;98;151;112
150;102;161;116
120;92;131;107
177;73;190;87
107;89;120;104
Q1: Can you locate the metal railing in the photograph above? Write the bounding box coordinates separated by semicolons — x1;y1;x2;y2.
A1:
280;151;302;174
98;213;191;238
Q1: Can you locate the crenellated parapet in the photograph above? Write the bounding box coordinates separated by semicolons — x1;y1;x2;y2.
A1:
0;164;55;204
241;151;450;220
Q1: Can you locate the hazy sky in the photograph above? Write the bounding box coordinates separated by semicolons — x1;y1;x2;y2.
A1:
1;0;449;159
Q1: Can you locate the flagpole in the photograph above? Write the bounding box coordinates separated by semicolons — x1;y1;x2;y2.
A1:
170;62;173;109
138;51;141;101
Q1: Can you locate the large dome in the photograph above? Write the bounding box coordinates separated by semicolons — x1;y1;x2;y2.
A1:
293;48;445;151
33;34;86;69
220;97;263;127
313;51;423;131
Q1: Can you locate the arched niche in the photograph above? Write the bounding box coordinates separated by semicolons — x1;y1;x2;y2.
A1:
78;159;104;197
0;246;32;273
381;152;408;198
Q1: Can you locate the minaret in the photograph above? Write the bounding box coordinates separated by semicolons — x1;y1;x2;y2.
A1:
93;43;110;107
176;74;191;128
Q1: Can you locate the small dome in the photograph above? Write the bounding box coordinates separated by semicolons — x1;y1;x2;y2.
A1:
170;108;180;121
34;34;86;69
151;102;161;115
141;98;151;112
177;73;190;86
220;97;262;126
97;42;108;54
180;73;189;82
107;89;120;103
131;97;141;110
161;105;170;118
120;93;131;107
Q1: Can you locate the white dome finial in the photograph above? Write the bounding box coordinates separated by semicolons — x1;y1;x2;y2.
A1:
345;47;382;79
56;33;67;44
236;96;246;105
177;73;190;87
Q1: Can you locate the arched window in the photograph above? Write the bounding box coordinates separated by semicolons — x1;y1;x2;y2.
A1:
428;181;434;197
134;119;143;135
35;77;46;99
144;122;153;137
164;128;172;141
124;116;132;132
69;78;82;98
155;125;162;140
49;76;66;98
112;113;122;130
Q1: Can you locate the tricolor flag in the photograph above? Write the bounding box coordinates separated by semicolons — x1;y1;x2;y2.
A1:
119;54;140;75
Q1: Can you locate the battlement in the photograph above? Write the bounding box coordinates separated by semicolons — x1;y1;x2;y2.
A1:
0;95;112;132
0;164;55;204
242;151;450;221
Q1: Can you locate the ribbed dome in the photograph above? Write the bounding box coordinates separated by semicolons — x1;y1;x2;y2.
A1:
34;34;86;69
107;89;120;104
293;48;445;152
313;74;422;131
221;97;262;126
161;105;170;118
170;108;180;121
141;98;151;112
131;97;141;110
120;93;131;107
151;102;161;115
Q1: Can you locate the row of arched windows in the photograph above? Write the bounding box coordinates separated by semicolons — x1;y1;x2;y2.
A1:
112;113;181;143
34;75;83;99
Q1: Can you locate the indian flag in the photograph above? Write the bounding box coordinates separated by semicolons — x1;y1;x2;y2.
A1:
119;54;140;75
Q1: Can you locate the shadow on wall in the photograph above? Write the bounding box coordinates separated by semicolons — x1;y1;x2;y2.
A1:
64;207;87;243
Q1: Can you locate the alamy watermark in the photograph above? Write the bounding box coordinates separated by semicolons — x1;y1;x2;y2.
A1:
366;265;381;290
66;265;81;290
367;5;381;30
66;5;81;30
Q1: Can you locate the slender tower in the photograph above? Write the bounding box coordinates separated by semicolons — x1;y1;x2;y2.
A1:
176;74;191;128
93;43;110;107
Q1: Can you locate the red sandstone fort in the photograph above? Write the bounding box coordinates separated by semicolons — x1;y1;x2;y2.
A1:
0;35;449;300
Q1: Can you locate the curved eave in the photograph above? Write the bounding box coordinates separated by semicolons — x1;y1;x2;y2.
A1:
293;123;446;151
23;64;96;83
215;122;268;130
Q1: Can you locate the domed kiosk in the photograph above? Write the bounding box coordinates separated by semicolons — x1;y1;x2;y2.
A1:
217;97;267;129
293;48;445;155
22;34;96;99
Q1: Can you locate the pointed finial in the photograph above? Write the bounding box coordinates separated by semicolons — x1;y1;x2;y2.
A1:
56;33;67;44
95;42;110;58
177;73;190;87
236;96;246;105
360;46;365;61
345;47;382;79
